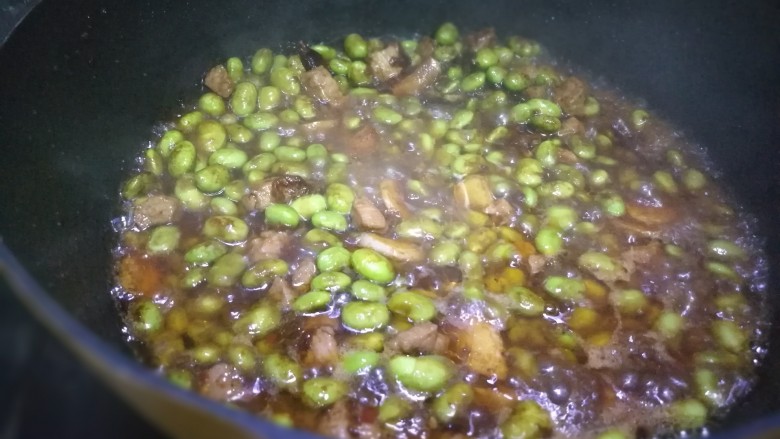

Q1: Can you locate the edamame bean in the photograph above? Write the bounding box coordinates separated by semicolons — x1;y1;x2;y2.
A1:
157;129;184;158
316;246;351;272
387;291;437;322
388;355;453;393
243;112;279;131
302;377;348;408
230;82;258;117
195;164;230;193
147;225;181;254
712;320;747;353
325;183;355;214
184;240;227;264
199;92;226;117
372;106;403;125
311;210;348;232
430;241;461;266
203;215;249;243
501;400;552;439
262;353;301;389
311;271;352;292
251;48;273;74
194;120;228;153
350;280;387;302
207;253;246;287
351;248;396;284
174;175;209;211
707;240;746;261
290;194;328;219
293;290;332;313
233;302;281;337
242;258;289;289
227;344;256;372
506;286;545;317
131;300;162;333
670;399;707;429
342;350;380;374
432;382;473;423
434;22;459;45
612;289;648;315
344;33;368;59
378;395;412;422
461;72;486;92
257;86;282;111
226;57;243;82
270;67;300;95
342;301;390;331
543;276;585;302
264;203;300;228
209;147;248;170
210;197;238;215
177;111;203;133
168;141;196;177
535;227;563;257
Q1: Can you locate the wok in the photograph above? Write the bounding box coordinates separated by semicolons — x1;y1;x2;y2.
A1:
1;0;779;437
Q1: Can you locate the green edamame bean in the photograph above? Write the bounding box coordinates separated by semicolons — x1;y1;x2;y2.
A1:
310;44;336;60
450;109;474;129
344;33;368;59
712;320;747;353
230;82;258;117
578;251;621;279
530;114;561;132
174;175;209;211
506;286;545;317
180;267;206;288
199;92;226;117
654;311;684;339
451;153;485;176
227;344;256;372
311;271;352;292
599;192;626;217
378;395;412;422
461;72;486;92
350;280;387;302
293;290;332;313
430;241;461;266
501;400;552;439
683;169;707;191
257;86;282;111
302;377;348;408
670;398;707;429
264;203;300;228
432;382;474;423
309;210;347;232
631;109;650;130
372;106;403;125
595;430;629;439
184;240;227;265
243;112;279;132
342;350;381;374
290;194;327;219
273;146;306;163
262;353;301;389
168;141;196;177
131;300;162;333
157;129;184;158
694;368;726;408
351;248;396;284
515;158;543;186
545;205;578;231
396;217;443;241
434;22;459;45
270;67;300;95
387;291;437;323
475;47;498;69
147;225;180;254
209;147;248;169
612;289;648;315
535;227;563;257
140;150;164;178
233;302;281;337
202;215;249;243
242;258;289;289
707;239;746;261
207;253;246;287
226;57;243;82
388;355;453;393
543;276;585;302
210;197;238;216
177;111;203;133
342;301;390;331
195;164;230;193
251;48;273;74
324;183;355;214
317;246;351;272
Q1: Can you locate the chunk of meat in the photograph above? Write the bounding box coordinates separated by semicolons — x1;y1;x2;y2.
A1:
300;119;339;142
247;231;292;263
484;198;515;225
318;401;351;439
301;66;344;105
117;253;163;297
619;241;662;275
527;254;547;274
626;200;679;226
368;42;404;82
455;322;508;379
242;179;274;212
268;278;297;310
554;76;588;116
386;322;449;354
242;176;311;212
379;179;411;219
302;314;341;331
271;175;312;203
305;326;339;367
558;117;585;137
132;195;181;230
199;363;245;401
464;28;497;52
291;256;317;291
353;423;382;439
204;65;234;98
345;124;379;156
391;57;442;96
356;232;424;263
352;197;387;231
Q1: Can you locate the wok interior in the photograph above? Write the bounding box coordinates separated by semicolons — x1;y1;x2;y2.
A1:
1;0;779;433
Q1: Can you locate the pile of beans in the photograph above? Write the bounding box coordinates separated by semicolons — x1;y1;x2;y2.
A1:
113;22;767;438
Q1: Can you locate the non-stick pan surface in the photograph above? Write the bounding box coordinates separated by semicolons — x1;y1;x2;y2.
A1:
1;0;779;437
